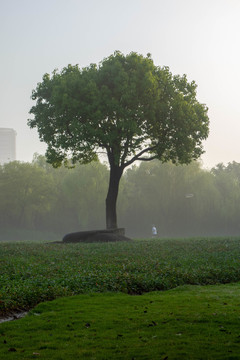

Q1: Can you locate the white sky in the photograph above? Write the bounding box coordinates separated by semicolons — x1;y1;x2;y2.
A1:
1;0;240;169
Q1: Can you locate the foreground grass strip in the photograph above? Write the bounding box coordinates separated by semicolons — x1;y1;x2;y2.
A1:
1;283;240;359
1;238;240;314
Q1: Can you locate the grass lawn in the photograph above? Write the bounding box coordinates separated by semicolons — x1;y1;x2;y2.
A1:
1;283;240;359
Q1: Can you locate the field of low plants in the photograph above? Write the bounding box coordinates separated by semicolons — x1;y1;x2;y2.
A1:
1;237;240;316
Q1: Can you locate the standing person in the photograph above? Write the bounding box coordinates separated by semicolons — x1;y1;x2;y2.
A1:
152;225;157;238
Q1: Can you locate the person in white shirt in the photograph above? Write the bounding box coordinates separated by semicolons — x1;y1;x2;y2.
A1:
152;225;157;237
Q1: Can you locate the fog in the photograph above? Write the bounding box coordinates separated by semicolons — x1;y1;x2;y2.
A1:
1;157;240;241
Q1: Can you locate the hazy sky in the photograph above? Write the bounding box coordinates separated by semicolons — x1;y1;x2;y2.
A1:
1;0;240;169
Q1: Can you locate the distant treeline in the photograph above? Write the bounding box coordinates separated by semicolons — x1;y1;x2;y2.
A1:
1;155;240;238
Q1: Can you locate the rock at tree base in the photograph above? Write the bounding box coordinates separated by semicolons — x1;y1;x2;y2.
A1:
62;228;132;243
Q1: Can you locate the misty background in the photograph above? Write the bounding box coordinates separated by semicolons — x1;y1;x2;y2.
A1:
1;156;240;240
1;0;240;169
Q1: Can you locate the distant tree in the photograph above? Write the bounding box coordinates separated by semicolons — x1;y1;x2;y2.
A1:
28;51;209;230
31;155;109;232
120;161;226;237
211;162;240;232
212;161;240;186
0;161;55;228
61;161;108;230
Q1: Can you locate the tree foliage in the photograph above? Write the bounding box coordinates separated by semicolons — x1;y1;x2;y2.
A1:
29;51;209;167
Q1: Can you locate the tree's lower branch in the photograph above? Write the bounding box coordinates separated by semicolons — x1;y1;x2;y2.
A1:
138;155;158;161
123;146;157;168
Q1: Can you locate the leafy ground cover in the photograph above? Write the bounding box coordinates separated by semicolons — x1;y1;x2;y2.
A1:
1;283;240;359
1;237;240;316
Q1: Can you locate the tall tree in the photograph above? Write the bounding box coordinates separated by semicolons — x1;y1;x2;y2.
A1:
28;51;209;229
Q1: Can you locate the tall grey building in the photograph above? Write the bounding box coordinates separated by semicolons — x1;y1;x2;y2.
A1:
0;128;17;165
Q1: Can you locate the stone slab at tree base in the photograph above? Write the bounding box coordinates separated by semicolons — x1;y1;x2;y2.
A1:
62;228;132;243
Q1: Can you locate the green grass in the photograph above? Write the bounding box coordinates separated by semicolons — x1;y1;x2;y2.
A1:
1;237;240;314
1;283;240;359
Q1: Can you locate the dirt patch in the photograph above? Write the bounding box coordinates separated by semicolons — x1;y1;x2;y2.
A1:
0;311;28;324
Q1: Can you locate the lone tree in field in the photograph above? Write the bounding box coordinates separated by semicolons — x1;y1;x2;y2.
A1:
28;51;209;230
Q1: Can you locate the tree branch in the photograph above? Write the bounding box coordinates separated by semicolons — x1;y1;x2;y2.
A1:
138;155;158;162
123;146;157;168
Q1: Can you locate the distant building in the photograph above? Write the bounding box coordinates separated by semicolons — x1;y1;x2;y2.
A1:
0;128;17;165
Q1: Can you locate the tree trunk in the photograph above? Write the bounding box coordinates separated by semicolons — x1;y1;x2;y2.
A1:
106;164;123;229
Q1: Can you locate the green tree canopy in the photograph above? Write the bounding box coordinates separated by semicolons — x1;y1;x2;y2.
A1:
28;51;209;230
